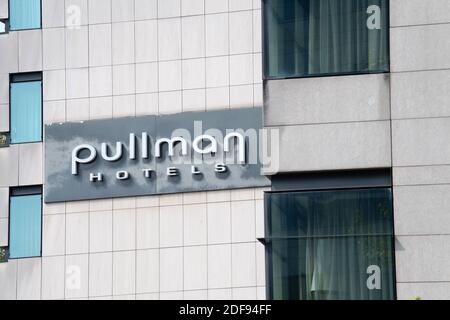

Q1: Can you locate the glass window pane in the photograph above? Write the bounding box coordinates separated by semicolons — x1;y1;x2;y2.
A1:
0;247;7;262
10;0;41;30
269;236;395;300
264;0;389;78
267;188;393;238
9;194;42;259
266;188;395;300
10;81;42;144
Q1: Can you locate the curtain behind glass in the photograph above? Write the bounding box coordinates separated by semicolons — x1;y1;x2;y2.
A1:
264;0;389;78
268;188;395;300
303;190;394;300
10;81;42;144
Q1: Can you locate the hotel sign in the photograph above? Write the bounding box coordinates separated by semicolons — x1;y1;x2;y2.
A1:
44;108;271;203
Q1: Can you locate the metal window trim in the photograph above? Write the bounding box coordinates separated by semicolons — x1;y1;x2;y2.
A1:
269;168;392;193
10;72;42;83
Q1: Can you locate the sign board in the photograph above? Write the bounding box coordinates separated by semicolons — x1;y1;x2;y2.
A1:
44;108;271;202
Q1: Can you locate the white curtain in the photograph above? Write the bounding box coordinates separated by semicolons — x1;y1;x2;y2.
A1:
266;0;389;77
269;189;395;300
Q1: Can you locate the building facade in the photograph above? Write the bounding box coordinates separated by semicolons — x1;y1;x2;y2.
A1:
262;0;450;300
0;0;449;300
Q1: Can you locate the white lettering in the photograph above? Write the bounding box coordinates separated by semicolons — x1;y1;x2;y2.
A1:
66;265;81;290
179;305;214;317
367;5;381;30
192;135;217;155
367;265;381;290
224;132;245;163
90;172;103;182
260;128;280;174
142;168;154;178
142;132;149;159
116;171;130;180
155;137;188;158
167;167;179;176
101;142;123;161
72;144;97;175
129;133;136;160
215;163;227;173
66;5;81;29
70;130;252;178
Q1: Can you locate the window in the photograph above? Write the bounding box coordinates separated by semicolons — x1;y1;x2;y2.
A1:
9;0;41;30
9;186;42;259
266;188;395;300
10;73;42;144
264;0;389;79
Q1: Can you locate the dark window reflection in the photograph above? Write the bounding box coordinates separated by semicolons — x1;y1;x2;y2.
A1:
266;188;395;300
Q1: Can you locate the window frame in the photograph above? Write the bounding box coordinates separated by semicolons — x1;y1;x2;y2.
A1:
9;72;43;145
8;0;42;31
261;0;391;81
8;185;43;260
259;185;397;300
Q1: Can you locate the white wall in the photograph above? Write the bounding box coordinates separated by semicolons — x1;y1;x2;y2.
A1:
0;0;8;20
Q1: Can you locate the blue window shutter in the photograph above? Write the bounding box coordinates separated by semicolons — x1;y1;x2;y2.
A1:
9;194;42;259
9;0;41;30
10;81;42;144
